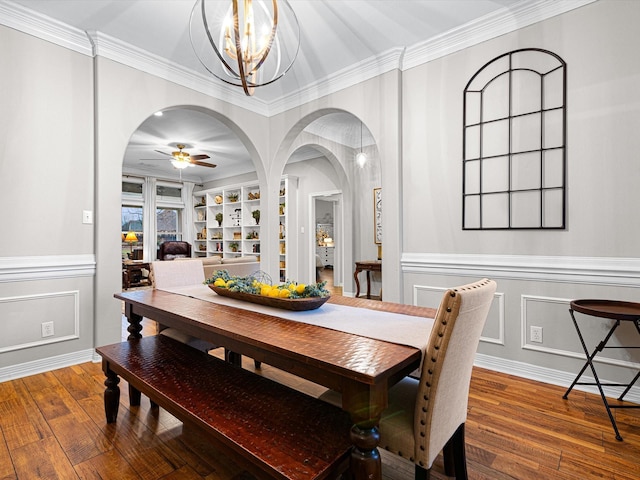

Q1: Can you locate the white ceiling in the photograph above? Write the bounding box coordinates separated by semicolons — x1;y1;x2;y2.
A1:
8;0;524;183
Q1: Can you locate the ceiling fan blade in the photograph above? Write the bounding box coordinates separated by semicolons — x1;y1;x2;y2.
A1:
191;160;217;168
154;150;172;157
190;154;210;160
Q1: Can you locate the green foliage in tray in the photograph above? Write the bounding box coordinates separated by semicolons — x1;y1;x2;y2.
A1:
204;270;329;299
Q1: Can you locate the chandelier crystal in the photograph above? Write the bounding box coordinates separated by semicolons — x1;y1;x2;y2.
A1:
190;0;300;96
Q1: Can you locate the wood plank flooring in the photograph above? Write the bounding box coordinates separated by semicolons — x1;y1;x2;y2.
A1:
5;271;640;479
2;346;640;479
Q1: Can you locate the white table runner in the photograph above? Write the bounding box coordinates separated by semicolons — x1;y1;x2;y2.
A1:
158;284;434;356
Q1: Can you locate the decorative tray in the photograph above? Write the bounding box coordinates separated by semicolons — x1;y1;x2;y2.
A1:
208;285;330;311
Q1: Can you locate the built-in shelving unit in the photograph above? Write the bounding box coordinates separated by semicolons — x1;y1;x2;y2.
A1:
194;177;297;280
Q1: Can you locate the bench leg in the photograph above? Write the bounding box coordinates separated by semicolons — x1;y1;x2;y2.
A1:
129;384;141;407
104;369;120;423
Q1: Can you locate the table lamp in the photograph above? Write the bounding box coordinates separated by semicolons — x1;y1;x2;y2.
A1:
125;231;138;255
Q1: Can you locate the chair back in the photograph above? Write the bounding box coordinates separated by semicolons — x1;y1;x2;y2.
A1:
158;241;192;260
151;260;204;289
414;278;496;467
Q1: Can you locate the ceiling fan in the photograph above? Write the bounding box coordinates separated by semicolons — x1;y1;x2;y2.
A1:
154;144;217;169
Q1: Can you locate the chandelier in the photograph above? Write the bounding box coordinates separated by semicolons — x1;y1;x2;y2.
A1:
190;0;300;96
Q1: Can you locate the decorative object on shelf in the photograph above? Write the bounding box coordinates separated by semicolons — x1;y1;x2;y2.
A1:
279;203;285;215
373;187;382;244
214;194;223;204
197;209;206;221
204;270;330;311
195;196;206;207
279;222;285;239
248;191;260;200
246;230;259;239
199;243;207;251
211;232;223;239
229;242;239;252
215;212;223;226
252;209;260;225
233;232;242;240
232;208;242;226
189;0;300;96
324;237;334;247
227;192;239;202
280;187;286;196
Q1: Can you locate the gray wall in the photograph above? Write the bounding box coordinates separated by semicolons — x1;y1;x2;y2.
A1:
2;1;639;402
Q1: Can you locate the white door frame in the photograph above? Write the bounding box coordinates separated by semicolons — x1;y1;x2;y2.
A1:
309;190;343;287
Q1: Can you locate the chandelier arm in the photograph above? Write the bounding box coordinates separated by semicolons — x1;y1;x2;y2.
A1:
247;0;278;76
201;0;240;78
232;0;253;95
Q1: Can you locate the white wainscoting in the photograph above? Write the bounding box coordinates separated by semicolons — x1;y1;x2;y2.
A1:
0;254;96;282
402;252;640;403
0;255;96;381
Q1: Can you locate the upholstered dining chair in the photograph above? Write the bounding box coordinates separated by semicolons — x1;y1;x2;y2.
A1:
150;259;216;353
321;278;496;480
150;259;261;368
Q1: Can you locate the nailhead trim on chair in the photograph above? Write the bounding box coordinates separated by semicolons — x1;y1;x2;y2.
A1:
415;286;463;460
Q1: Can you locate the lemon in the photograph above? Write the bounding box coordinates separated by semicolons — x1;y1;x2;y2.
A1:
260;286;272;296
213;278;226;287
269;288;281;297
295;284;306;294
279;289;291;298
288;283;297;291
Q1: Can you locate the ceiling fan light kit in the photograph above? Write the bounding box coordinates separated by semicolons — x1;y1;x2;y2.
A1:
189;0;300;96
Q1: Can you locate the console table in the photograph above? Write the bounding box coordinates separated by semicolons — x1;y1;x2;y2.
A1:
354;260;382;300
122;261;150;289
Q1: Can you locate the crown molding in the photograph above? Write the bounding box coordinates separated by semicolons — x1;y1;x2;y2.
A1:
1;0;598;116
87;31;271;117
0;0;92;55
268;47;406;116
403;0;597;70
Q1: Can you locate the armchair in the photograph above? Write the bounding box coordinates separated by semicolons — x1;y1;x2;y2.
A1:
158;241;191;260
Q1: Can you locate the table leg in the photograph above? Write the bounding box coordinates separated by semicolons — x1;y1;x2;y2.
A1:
366;271;371;299
343;385;384;480
563;309;623;440
354;268;362;298
124;303;143;340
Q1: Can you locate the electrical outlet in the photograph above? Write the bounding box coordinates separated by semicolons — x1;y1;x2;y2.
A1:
42;321;54;337
530;326;543;343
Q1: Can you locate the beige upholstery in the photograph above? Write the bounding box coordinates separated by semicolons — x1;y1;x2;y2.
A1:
151;259;204;288
201;256;260;279
320;278;496;480
150;260;215;353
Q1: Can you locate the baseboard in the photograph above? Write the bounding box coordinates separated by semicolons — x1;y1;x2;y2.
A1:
0;348;97;383
475;353;640;404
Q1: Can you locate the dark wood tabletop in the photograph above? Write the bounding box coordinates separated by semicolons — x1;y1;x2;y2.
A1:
115;289;435;480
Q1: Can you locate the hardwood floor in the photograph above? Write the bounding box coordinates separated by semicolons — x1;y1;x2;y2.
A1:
2;351;640;479
5;276;640;479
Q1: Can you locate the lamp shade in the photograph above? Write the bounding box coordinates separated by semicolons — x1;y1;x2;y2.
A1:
124;232;138;243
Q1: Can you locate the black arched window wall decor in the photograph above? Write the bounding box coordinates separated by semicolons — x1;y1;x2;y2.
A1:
463;48;566;230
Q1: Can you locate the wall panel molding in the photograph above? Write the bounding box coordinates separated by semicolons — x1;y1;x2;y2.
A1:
0;255;95;283
412;284;505;345
0;290;80;353
402;253;640;287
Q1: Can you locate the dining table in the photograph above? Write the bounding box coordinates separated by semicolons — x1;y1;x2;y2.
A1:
115;286;436;480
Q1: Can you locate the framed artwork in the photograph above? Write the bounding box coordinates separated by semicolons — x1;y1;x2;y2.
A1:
373;187;382;244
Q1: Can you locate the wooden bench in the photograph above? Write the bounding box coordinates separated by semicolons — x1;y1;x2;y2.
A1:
96;335;352;480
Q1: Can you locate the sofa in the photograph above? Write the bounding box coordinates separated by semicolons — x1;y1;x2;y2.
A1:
201;256;260;279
